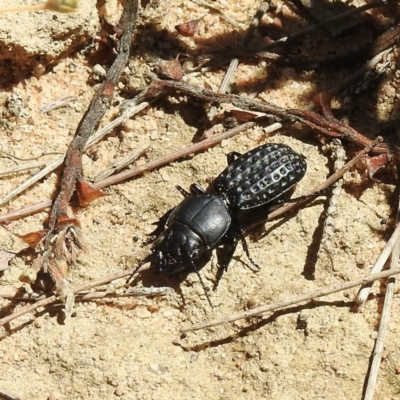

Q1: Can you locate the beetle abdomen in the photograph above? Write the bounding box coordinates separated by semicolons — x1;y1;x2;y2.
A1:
213;143;307;210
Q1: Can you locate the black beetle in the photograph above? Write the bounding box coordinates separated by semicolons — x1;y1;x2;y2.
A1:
130;184;251;305
129;143;307;304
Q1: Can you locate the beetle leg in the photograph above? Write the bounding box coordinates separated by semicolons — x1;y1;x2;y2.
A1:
215;222;260;289
176;184;206;198
144;207;175;245
237;229;260;271
189;183;206;195
214;229;239;288
227;151;242;165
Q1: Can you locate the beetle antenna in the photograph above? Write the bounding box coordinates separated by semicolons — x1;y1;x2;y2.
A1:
189;260;213;307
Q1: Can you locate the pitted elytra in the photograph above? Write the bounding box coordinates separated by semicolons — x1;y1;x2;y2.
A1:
213;143;307;210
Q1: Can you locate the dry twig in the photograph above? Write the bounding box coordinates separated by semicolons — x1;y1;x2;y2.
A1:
0;387;24;400
356;221;400;304
363;198;400;400
32;0;139;298
180;266;400;333
207;1;269;120
0;263;151;327
0;121;261;224
0;285;170;302
137;80;396;159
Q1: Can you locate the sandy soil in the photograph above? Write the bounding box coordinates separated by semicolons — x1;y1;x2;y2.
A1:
1;1;400;399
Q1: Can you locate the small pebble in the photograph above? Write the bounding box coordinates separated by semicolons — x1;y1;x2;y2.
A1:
135;306;151;319
148;361;167;375
48;391;64;400
93;64;107;77
150;131;159;140
114;385;126;397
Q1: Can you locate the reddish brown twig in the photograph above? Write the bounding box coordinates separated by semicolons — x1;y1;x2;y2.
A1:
137;80;396;158
0;121;264;224
96;121;262;189
28;0;139;297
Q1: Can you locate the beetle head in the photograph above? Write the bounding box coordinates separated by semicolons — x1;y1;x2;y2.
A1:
154;226;203;274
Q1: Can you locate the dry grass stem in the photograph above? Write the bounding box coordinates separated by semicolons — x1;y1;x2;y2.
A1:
39;95;78;113
85;100;153;149
0;263;151;327
0;285;170;301
181;266;400;333
363;198;400;400
356;221;400;304
93;143;150;181
0;156;64;206
0;387;24;400
0;160;50;177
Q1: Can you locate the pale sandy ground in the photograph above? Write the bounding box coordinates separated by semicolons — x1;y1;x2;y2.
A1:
1;1;400;399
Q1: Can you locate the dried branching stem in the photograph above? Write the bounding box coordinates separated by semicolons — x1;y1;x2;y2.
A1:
138;80;394;159
0;263;150;327
45;0;139;243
